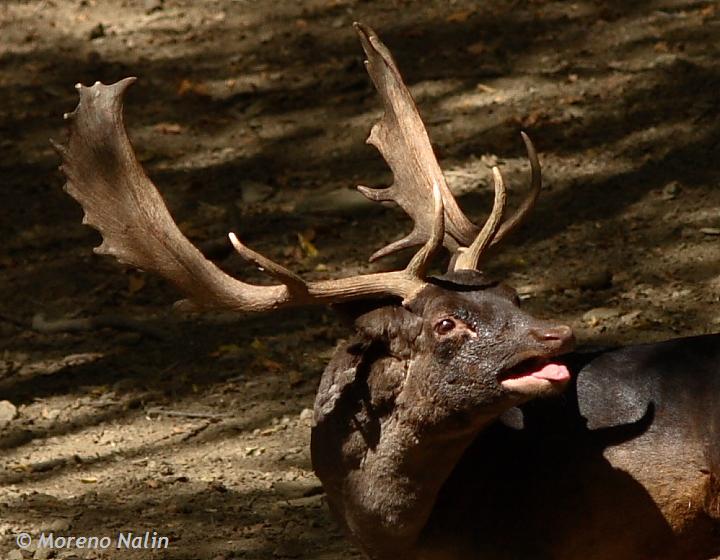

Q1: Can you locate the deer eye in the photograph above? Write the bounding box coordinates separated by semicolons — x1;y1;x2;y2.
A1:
434;318;456;335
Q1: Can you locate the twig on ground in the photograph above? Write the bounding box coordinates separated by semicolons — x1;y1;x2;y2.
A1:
179;421;213;442
31;313;168;340
145;407;231;420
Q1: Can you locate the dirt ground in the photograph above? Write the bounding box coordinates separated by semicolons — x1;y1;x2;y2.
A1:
0;0;719;558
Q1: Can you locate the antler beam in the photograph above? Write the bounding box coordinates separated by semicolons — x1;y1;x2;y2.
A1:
53;78;444;312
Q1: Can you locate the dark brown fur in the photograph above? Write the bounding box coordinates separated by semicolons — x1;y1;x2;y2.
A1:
311;274;575;559
311;277;720;560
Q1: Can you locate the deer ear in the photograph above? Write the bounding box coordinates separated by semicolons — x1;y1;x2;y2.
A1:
314;309;421;426
354;306;424;358
578;360;654;430
313;339;366;424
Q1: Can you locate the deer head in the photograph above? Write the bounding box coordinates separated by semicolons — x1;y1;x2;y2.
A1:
311;276;573;559
54;23;574;559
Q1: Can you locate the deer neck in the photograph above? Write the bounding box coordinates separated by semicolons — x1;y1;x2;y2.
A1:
383;391;500;528
312;358;500;558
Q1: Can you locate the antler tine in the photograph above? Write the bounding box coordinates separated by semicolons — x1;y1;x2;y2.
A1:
489;132;541;248
406;181;445;280
228;233;308;296
453;167;507;271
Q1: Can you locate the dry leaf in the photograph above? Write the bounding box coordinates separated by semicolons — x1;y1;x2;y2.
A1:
127;273;146;294
258;358;283;372
251;338;267;352
89;385;110;396
446;9;473;23
466;41;486;55
153;122;184;134
177;79;193;96
476;83;497;93
244;446;265;457
560;95;583;105
522;109;546;128
699;5;717;18
177;78;209;97
288;370;304;387
211;344;244;358
297;231;319;258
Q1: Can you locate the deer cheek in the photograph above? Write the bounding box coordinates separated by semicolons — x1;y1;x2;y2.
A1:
433;334;474;366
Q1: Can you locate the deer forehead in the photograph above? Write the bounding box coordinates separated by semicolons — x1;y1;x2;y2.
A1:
419;288;522;325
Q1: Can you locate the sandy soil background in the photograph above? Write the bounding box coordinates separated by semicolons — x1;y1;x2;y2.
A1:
1;0;719;558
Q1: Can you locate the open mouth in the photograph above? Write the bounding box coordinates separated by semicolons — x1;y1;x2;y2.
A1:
498;356;571;391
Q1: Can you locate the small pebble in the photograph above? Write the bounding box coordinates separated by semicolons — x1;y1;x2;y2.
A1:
144;0;164;14
660;181;681;200
582;307;621;325
88;23;105;40
0;400;17;429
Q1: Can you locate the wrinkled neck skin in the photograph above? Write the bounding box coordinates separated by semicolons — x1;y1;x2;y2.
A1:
311;305;531;560
369;370;507;556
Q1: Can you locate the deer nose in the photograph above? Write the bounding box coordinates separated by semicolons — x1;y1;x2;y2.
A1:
529;324;575;352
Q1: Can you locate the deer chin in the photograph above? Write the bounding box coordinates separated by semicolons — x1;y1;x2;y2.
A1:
499;360;571;396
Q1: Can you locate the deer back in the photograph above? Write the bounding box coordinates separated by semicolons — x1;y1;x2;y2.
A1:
416;334;720;560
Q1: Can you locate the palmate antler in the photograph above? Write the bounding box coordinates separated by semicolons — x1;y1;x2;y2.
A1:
353;23;540;271
53;24;540;313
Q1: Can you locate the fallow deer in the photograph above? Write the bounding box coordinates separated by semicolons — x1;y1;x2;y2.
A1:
53;23;720;560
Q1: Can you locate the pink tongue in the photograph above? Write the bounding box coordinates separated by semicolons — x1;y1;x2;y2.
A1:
531;363;571;382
